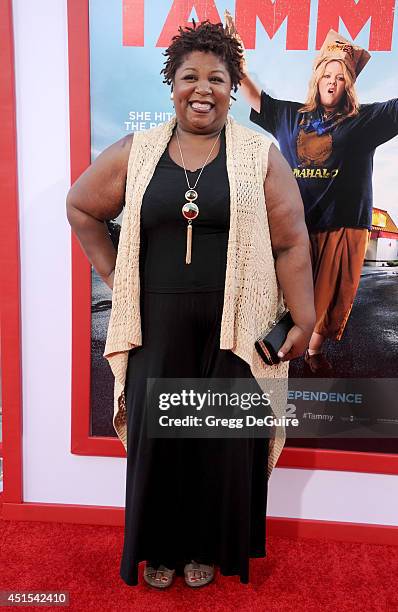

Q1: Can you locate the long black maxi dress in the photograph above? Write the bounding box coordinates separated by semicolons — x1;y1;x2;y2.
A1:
119;128;270;585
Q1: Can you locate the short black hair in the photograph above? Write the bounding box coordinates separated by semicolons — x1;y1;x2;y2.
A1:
161;20;244;92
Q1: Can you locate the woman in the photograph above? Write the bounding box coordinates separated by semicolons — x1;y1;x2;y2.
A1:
229;19;398;374
66;21;315;589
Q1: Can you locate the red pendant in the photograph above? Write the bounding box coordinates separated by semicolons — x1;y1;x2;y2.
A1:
182;201;199;220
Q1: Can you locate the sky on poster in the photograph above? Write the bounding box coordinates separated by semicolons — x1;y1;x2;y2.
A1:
89;0;398;223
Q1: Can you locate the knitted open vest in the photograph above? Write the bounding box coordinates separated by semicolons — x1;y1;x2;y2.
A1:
103;115;289;477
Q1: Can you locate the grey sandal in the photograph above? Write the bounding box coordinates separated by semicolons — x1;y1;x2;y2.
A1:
143;563;176;588
184;559;215;587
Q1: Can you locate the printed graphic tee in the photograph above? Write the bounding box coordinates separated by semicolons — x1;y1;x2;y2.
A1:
250;91;398;232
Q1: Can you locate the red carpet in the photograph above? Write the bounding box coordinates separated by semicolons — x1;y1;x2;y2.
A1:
1;517;397;611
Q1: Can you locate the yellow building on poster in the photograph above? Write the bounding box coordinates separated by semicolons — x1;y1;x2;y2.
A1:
365;208;398;265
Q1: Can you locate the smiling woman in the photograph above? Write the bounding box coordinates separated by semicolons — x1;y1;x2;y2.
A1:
170;51;231;135
66;20;315;590
161;21;241;170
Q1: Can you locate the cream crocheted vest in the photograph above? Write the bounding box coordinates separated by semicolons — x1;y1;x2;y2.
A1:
104;115;289;477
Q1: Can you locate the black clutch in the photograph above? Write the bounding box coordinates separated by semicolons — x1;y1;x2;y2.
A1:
255;310;294;366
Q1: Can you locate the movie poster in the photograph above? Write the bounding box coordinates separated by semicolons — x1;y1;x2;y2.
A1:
89;0;398;455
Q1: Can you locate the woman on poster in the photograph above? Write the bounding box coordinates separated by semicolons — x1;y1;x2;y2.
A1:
67;21;315;589
227;16;398;374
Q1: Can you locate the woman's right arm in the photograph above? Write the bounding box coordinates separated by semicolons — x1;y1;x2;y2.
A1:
66;133;134;290
239;73;262;114
224;10;262;113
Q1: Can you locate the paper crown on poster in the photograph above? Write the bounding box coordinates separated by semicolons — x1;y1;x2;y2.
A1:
314;29;371;80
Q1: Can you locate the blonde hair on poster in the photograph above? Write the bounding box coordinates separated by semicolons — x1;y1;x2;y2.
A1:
299;58;360;120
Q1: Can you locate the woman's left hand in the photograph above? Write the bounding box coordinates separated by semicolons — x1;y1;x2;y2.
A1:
264;144;316;361
277;325;312;362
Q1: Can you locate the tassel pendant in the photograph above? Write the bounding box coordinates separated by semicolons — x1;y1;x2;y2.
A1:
186;222;193;264
176;127;221;265
182;199;198;265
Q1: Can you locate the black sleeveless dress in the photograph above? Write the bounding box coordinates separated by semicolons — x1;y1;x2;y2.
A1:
120;128;270;585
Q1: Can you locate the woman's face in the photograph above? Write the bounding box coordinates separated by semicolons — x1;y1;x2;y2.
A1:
318;60;346;110
172;51;232;134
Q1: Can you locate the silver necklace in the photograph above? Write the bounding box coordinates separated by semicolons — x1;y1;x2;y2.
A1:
175;127;222;264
